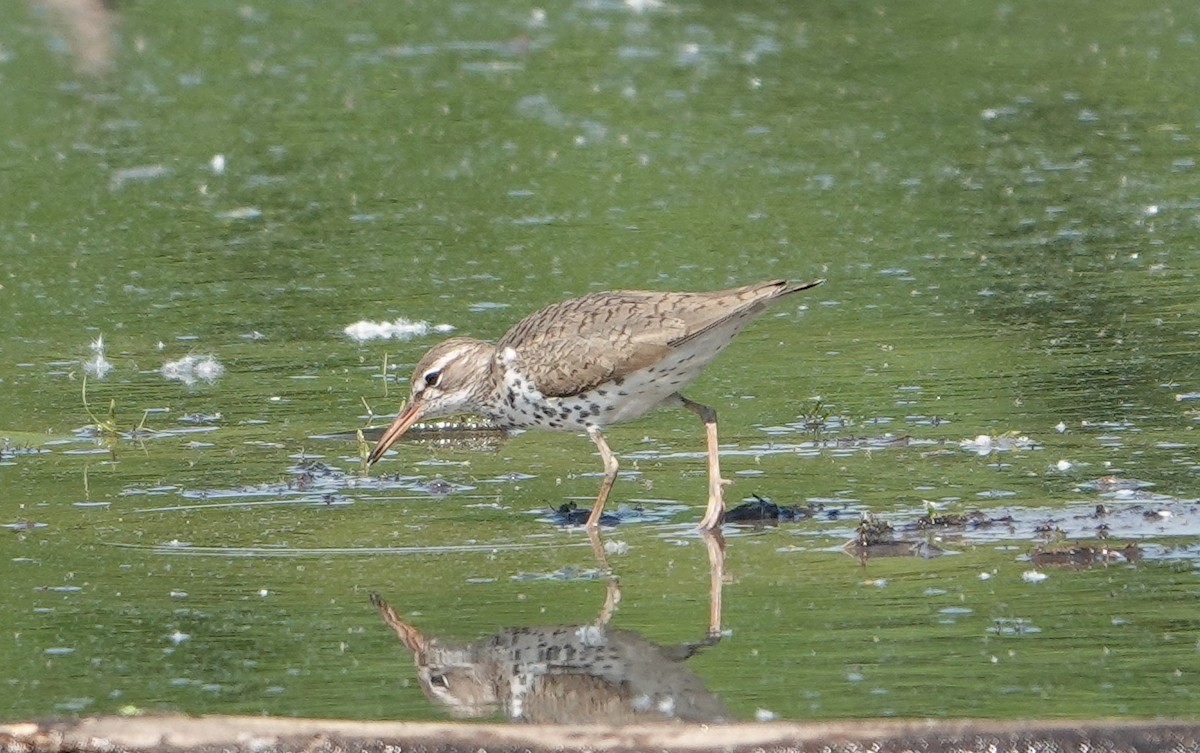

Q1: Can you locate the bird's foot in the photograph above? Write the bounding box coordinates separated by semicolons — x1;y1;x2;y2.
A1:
697;478;731;530
698;506;724;531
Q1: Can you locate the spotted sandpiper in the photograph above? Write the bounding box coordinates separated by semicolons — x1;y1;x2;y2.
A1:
367;278;824;529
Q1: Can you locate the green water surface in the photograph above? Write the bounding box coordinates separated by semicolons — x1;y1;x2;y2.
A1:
2;0;1198;722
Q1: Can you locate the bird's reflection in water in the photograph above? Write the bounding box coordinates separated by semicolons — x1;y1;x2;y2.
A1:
33;0;119;76
370;529;731;723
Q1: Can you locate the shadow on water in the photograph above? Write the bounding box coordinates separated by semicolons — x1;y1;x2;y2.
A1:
370;530;731;724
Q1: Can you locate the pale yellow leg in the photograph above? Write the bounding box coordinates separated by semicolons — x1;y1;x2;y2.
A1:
680;396;730;530
585;427;619;528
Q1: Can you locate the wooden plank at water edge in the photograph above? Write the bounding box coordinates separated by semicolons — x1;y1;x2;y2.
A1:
3;716;1199;753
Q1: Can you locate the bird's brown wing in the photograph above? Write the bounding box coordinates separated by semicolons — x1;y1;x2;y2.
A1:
497;280;813;397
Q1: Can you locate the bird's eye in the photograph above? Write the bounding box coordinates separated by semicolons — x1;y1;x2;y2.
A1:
423;371;441;388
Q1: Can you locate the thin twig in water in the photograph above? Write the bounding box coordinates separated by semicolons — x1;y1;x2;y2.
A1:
381;352;389;399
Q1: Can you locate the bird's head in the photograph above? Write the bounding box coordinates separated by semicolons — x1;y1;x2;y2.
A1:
367;337;494;464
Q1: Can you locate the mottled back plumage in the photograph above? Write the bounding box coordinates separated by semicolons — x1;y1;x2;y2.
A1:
499;280;818;397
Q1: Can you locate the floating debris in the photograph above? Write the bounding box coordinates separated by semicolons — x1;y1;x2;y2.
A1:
844;513;946;559
911;509;1014;530
959;432;1037;455
603;539;630;555
215;206;262;221
161;355;224;386
343;318;455;342
915;510;970;528
853;513;894;546
110;164;170;190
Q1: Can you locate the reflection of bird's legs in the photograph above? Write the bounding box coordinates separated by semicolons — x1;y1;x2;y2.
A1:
587;527;621;628
587;526;610;572
595;572;621;629
700;528;727;640
41;0;119;76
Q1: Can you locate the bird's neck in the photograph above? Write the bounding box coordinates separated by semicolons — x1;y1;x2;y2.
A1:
474;342;512;415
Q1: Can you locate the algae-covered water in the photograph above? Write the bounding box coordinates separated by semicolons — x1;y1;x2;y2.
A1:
2;0;1198;722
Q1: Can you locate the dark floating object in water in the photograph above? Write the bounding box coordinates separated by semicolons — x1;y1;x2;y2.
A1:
1029;543;1141;569
423;478;457;497
548;501;620;527
723;494;823;525
844;513;945;560
915;511;970;528
911;509;1015;530
1033;521;1065;537
853;512;895;546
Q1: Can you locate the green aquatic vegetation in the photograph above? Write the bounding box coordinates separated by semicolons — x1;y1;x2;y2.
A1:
80;374;120;439
381;352;390;399
80;375;155;444
356;428;371;468
799;398;831;437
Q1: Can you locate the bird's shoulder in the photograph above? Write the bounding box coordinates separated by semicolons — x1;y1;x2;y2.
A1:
496;291;692;397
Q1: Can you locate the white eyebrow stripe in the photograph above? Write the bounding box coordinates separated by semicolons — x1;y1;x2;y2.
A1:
424;345;470;377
